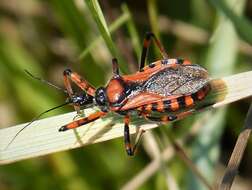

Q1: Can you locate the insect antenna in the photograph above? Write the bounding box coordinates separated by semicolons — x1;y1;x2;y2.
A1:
5;101;71;150
24;69;68;94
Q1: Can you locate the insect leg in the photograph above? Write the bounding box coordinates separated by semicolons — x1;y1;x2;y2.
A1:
176;58;192;65
145;109;195;123
124;115;145;156
59;111;107;131
124;115;134;156
145;115;178;122
63;69;96;96
63;69;80;112
112;58;120;76
139;32;168;71
132;128;145;155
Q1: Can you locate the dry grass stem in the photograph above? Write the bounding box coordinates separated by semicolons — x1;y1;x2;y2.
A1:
121;113;211;190
219;103;252;190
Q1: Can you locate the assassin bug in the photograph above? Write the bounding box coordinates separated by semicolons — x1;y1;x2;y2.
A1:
6;32;210;155
58;32;211;156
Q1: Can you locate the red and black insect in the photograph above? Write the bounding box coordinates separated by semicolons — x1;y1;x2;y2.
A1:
59;32;211;156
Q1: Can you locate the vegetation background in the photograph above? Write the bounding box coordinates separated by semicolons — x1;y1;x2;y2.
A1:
1;0;252;189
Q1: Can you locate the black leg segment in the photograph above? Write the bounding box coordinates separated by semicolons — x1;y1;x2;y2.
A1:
139;32;168;71
112;58;120;76
123;116;145;156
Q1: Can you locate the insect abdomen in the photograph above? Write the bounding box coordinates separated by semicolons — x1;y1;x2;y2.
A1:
140;84;210;113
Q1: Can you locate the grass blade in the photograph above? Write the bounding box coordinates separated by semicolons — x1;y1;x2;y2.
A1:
209;0;252;45
121;4;141;61
78;11;130;60
1;71;252;165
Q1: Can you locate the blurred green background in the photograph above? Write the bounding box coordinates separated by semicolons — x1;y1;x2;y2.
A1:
1;0;252;189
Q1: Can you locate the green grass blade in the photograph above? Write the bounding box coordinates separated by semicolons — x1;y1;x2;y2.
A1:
121;4;141;61
0;37;57;113
147;0;161;57
50;0;92;49
84;0;128;73
49;0;106;85
209;0;252;45
78;11;130;60
84;0;117;56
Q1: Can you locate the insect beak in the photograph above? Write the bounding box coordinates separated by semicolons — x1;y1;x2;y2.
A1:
66;93;94;108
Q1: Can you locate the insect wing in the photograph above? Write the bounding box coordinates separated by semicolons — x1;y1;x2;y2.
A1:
143;64;209;97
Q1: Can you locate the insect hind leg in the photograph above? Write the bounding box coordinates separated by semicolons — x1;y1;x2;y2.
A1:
139;32;168;71
144;110;195;124
146;115;177;122
111;58;120;76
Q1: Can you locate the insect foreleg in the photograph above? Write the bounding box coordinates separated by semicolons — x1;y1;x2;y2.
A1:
59;111;106;131
63;69;96;113
63;69;96;96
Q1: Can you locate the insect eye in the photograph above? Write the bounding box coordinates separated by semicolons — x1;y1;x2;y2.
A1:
95;87;107;106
